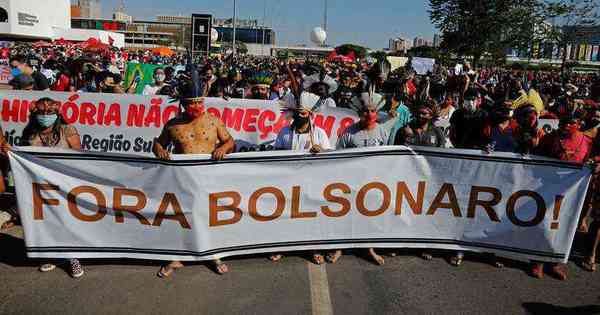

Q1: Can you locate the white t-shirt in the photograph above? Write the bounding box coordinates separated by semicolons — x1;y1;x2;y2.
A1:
142;83;165;96
274;126;332;151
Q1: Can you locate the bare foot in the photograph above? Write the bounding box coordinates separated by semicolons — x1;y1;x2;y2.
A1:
313;254;325;265
157;261;184;278
213;259;229;275
368;248;385;266
326;250;342;264
269;254;283;262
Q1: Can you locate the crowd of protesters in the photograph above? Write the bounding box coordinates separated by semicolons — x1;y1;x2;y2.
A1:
2;40;600;280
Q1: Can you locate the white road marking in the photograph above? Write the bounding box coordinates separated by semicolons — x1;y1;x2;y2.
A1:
308;262;334;315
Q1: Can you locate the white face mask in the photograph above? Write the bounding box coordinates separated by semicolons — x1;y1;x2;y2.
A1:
155;74;166;83
464;100;476;112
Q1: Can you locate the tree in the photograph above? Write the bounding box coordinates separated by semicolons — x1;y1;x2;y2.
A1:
429;0;546;67
335;44;368;58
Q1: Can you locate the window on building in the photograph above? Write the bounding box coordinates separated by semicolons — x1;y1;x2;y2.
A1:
0;8;8;23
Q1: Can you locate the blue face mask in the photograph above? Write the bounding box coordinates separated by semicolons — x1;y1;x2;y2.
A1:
11;68;21;77
37;114;58;128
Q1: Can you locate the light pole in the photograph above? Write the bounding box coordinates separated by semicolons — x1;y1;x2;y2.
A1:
262;0;267;55
323;0;328;46
232;0;237;57
323;0;328;32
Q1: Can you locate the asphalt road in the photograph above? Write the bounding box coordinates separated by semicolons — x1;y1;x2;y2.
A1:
1;227;600;315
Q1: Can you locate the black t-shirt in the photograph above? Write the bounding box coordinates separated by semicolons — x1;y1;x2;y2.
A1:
31;71;50;91
449;108;489;149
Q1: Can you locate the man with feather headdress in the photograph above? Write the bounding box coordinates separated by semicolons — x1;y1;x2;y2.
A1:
153;62;235;278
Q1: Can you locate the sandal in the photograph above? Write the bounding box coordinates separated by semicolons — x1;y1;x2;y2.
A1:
39;263;56;273
269;254;283;262
1;220;15;230
421;252;433;261
157;261;183;278
582;257;597;272
326;250;342;264
313;254;325;265
213;259;229;275
450;255;464;267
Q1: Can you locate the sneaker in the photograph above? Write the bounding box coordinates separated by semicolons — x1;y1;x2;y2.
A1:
69;259;84;278
551;263;568;281
39;263;56;272
531;263;544;279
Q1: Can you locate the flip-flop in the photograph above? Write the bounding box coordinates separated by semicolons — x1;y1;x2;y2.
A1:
582;258;597;272
450;256;463;267
421;252;433;261
1;220;15;230
157;265;175;278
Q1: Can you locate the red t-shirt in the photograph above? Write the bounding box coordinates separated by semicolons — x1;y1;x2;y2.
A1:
539;131;591;163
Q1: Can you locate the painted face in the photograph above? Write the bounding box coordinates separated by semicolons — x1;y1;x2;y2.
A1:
360;108;378;127
184;98;205;119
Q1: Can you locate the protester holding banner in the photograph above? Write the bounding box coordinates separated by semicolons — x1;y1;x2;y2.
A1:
153;64;235;277
274;91;333;264
18;97;84;278
531;115;592;280
337;92;389;265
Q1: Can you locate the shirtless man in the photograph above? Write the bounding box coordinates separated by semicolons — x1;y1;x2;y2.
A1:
153;95;235;277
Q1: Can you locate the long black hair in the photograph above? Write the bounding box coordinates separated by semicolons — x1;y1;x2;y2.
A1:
20;98;68;146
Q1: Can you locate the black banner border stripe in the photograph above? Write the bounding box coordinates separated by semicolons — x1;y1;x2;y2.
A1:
26;238;566;259
17;148;584;170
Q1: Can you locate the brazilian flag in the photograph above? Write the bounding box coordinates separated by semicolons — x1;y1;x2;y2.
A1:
123;63;163;95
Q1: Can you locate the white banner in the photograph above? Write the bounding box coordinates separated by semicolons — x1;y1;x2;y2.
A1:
10;146;591;263
0;91;358;155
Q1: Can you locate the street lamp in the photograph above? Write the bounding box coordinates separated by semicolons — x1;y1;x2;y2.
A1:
232;0;237;57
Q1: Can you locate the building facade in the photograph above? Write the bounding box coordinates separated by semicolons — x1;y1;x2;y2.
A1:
413;37;432;48
72;14;276;53
389;37;409;53
507;25;600;64
77;0;101;19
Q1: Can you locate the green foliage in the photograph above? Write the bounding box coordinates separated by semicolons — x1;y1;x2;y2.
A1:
369;51;388;62
335;44;368;58
429;0;547;66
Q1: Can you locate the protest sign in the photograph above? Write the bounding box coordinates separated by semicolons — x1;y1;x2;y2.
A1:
386;56;409;72
123;62;163;95
0;64;12;84
539;119;559;134
412;57;435;75
0;91;359;155
10;146;590;263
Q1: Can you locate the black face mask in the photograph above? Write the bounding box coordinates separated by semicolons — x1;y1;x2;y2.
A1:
293;112;310;128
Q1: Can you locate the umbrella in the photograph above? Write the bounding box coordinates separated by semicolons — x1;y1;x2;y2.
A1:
32;40;51;48
151;46;174;57
82;38;109;52
53;38;72;47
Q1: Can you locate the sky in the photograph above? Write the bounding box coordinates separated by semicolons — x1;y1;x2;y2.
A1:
97;0;437;49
